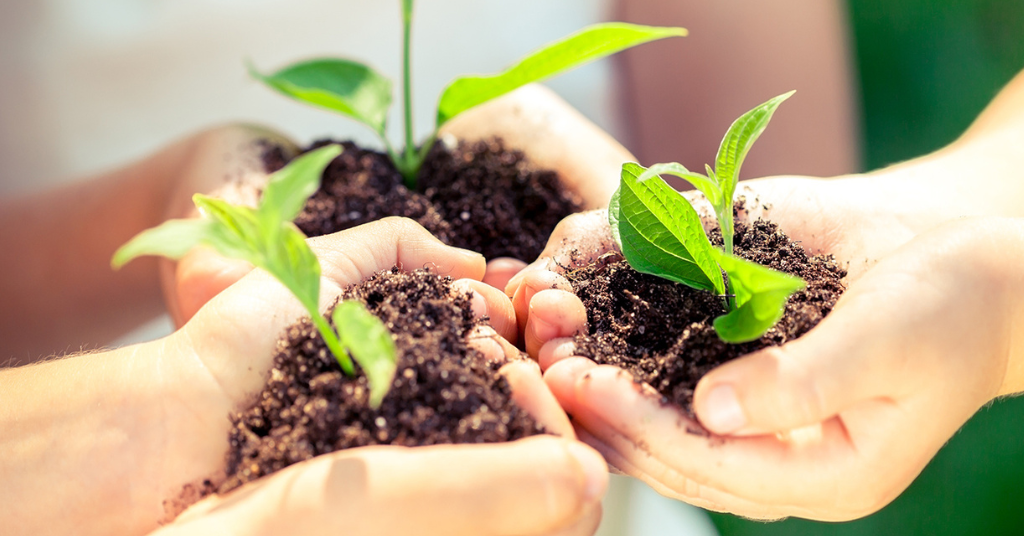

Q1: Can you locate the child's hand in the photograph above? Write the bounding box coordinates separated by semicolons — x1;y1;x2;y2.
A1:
539;218;1024;520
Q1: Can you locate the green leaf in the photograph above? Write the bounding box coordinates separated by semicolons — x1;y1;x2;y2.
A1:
333;301;398;409
111;219;218;269
710;249;805;343
258;145;342;226
609;163;725;294
637;162;722;207
714;91;795;204
436;23;686;127
250;59;393;136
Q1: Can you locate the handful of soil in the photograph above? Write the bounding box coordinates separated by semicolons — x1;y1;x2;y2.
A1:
265;138;582;261
213;268;544;495
563;218;847;413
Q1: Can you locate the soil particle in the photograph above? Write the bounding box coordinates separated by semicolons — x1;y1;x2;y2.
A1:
213;268;544;495
264;138;581;262
563;218;846;413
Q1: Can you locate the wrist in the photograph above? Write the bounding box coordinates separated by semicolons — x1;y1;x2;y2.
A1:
0;341;172;536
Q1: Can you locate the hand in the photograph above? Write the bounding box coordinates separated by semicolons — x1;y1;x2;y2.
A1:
150;436;604;536
541;218;1024;520
169;87;633;325
155;124;299;326
3;218;607;536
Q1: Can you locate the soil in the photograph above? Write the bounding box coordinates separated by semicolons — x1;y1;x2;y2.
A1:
262;137;581;262
209;268;544;495
563;217;847;415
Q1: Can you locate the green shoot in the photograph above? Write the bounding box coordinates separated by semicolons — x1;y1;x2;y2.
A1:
636;91;794;255
609;92;805;343
112;145;398;407
249;1;686;187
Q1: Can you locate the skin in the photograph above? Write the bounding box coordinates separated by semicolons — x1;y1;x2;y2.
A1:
168;84;633;328
0;125;293;365
0;218;608;536
511;68;1024;521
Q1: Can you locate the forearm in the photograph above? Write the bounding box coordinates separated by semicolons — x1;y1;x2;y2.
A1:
0;137;195;364
0;342;170;535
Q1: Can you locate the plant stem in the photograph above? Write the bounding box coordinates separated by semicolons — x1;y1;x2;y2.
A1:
401;0;415;178
311;313;356;376
718;206;734;256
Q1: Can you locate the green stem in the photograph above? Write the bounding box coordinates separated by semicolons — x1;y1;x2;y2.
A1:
718;206;734;257
311;313;355;376
401;0;414;167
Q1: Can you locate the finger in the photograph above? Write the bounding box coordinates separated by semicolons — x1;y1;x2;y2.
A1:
548;361;906;520
501;360;576;438
169;247;253;326
467;325;520;365
310;217;486;286
157;437;608;536
181;218;487;401
525;290;587;359
453;279;517;344
547;504;602;536
483;257;528;291
505;210;616;297
538;337;578;371
543;357;598;416
693;222;1009;436
439;84;634;209
510;271;575;347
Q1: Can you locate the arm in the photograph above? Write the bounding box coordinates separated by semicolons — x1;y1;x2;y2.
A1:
516;67;1024;520
0;125;290;365
0;218;606;536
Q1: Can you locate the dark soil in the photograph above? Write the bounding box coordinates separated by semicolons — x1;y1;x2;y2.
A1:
211;268;544;495
263;138;581;262
563;218;846;414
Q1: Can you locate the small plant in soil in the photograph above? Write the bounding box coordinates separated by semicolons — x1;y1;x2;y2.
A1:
610;91;804;343
113;144;548;510
113;145;398;406
249;0;685;186
566;92;847;411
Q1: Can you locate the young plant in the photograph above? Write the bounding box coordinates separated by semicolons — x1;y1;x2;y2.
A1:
249;0;686;187
636;91;794;256
609;92;804;343
112;145;398;408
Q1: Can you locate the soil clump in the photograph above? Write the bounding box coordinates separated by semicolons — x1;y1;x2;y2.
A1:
263;138;581;261
212;268;544;495
564;218;847;413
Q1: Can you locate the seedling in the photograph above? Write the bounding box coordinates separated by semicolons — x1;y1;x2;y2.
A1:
112;145;398;407
248;0;686;187
609;92;804;343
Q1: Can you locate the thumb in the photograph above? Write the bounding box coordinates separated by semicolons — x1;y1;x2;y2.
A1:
693;219;1015;436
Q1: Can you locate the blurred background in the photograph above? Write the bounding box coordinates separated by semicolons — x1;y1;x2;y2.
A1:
2;0;1023;534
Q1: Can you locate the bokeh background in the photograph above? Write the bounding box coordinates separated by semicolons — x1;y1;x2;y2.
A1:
3;0;1023;534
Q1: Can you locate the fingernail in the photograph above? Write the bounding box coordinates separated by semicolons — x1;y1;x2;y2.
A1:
454;247;485;263
702;384;746;434
530;316;560;343
565;442;608;503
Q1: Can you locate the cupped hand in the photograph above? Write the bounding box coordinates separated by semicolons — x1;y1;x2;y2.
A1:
168;87;632;325
151;435;604;536
147;217;605;530
156;124;299;326
541;218;1024;520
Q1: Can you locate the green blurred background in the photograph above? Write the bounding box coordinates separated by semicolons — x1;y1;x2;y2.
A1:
712;1;1024;534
